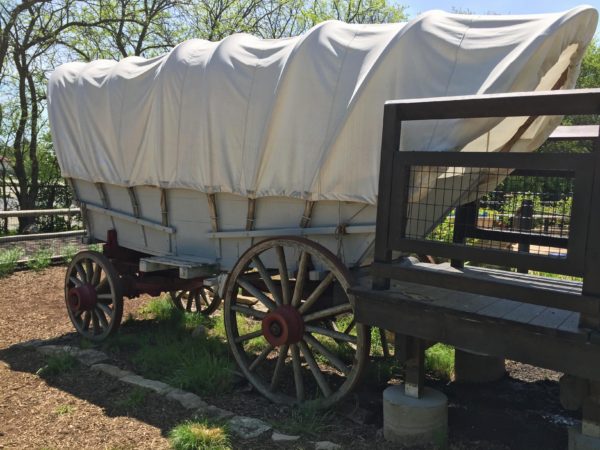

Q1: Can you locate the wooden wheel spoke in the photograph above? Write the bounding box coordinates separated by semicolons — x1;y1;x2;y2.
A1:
304;333;350;375
91;310;100;334
303;304;352;323
291;251;309;308
97;302;113;320
84;260;94;283
290;344;304;401
305;324;357;344
95;307;109;330
194;291;203;311
200;289;210;306
97;293;114;303
186;292;193;311
69;275;82;288
235;329;263;343
75;263;87;284
231;304;266;320
342;319;356;334
298;341;333;398
252;256;282;306
91;264;102;286
270;344;289;390
276;246;291;305
96;277;109;294
249;344;274;372
298;272;335;314
237;278;277;311
82;311;91;331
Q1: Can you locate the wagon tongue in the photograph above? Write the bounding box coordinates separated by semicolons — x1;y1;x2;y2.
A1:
261;305;304;347
68;284;98;312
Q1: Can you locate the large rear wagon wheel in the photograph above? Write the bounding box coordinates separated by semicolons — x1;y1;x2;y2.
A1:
224;237;370;409
64;251;123;342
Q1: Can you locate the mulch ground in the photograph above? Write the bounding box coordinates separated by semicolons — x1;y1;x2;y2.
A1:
0;266;582;449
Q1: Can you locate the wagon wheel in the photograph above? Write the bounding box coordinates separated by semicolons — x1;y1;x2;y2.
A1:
169;286;221;315
224;237;370;408
64;251;123;342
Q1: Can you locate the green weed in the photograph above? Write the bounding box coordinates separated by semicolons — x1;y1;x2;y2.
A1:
425;343;455;381
55;404;75;415
36;352;79;377
273;404;334;437
114;387;148;411
27;247;53;271
0;247;24;277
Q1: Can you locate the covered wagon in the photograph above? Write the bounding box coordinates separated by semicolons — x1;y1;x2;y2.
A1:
48;6;597;407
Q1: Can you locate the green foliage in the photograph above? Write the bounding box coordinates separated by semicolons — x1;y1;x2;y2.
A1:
27;247;53;271
87;243;104;253
169;420;231;450
36;352;79;377
62;244;79;263
0;247;24;277
425;343;454;381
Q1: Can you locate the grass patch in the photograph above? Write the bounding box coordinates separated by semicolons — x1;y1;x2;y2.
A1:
529;270;582;282
0;247;24;277
36;352;79;377
105;297;234;396
55;404;75;415
169;420;231;450
425;343;454;381
114;387;148;411
273;404;334;437
27;247;53;271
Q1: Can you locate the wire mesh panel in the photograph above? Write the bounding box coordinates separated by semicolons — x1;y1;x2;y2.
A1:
387;151;594;276
405;166;573;259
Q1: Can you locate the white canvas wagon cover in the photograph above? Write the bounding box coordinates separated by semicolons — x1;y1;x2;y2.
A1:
48;6;597;206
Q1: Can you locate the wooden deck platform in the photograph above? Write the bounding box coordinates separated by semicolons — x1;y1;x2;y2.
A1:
351;263;600;381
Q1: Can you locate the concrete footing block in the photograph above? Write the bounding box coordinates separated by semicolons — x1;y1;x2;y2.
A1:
454;350;505;383
561;375;590;411
569;425;600;450
383;384;448;449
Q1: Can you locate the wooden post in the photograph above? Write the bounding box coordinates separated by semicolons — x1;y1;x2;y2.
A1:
404;338;426;398
451;201;477;269
516;199;533;274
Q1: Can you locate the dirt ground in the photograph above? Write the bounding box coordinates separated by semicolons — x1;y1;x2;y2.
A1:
0;266;582;449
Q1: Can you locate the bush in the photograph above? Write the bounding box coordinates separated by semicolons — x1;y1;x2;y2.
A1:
425;343;455;381
27;247;53;271
0;247;24;277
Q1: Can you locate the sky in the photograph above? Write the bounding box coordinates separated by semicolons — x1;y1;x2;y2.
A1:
405;1;600;17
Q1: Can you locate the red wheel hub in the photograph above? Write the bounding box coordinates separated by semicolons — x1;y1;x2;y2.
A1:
261;305;304;346
68;284;98;312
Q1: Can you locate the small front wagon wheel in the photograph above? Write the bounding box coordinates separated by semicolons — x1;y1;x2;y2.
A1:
224;237;370;409
169;285;221;316
64;251;123;341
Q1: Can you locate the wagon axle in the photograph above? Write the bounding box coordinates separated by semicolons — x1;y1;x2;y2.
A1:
262;305;304;346
67;284;97;312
